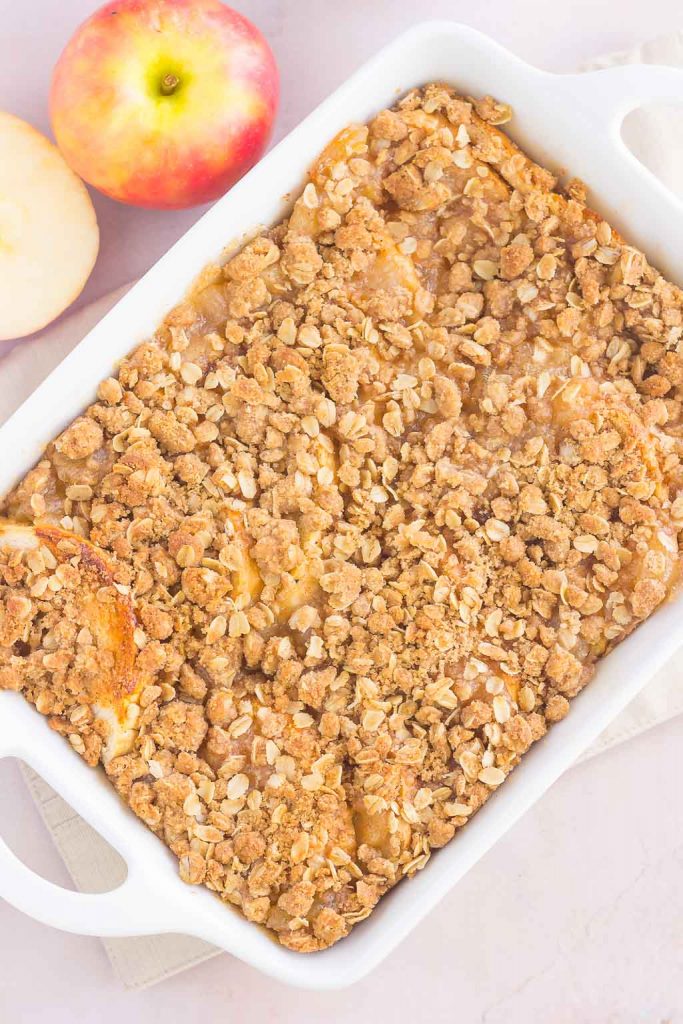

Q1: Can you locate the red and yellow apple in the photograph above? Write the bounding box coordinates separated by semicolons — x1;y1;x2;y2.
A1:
50;0;279;209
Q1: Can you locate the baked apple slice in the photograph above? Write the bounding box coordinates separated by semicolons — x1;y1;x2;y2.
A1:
0;113;99;341
223;437;338;624
224;508;321;624
0;521;141;763
223;508;264;607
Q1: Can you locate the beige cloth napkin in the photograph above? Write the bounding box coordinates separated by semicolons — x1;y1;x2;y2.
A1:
3;33;683;989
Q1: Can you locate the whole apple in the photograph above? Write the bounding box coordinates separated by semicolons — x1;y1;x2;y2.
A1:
50;0;279;209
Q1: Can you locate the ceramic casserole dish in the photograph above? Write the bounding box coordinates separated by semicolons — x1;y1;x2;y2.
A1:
1;21;683;991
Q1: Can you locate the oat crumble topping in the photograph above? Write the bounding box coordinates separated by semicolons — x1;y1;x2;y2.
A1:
2;84;683;951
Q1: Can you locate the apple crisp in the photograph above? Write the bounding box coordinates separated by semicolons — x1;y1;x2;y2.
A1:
2;83;683;952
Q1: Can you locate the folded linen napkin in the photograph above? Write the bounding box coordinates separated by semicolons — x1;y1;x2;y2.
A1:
3;32;683;989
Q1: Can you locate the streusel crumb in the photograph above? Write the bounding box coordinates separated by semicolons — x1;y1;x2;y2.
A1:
2;84;683;951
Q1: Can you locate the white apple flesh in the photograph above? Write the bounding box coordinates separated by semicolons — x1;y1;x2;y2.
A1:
0;113;99;341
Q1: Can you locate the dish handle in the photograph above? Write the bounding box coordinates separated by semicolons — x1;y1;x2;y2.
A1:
0;826;177;936
564;62;683;130
0;711;183;937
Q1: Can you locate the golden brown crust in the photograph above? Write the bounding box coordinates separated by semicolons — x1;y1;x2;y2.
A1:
3;83;683;951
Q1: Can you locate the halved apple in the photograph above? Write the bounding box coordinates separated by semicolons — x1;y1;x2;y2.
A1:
0;521;140;761
0;113;99;341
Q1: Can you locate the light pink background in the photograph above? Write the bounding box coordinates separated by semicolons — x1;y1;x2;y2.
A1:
2;1;683;1020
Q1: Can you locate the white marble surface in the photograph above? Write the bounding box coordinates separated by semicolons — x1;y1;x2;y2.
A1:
2;0;683;1019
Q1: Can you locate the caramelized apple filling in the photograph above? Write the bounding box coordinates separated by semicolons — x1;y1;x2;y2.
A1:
3;84;683;952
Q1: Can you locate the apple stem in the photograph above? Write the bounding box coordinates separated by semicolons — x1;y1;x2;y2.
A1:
160;73;180;96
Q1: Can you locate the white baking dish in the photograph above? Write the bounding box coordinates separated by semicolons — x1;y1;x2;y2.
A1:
1;21;683;991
